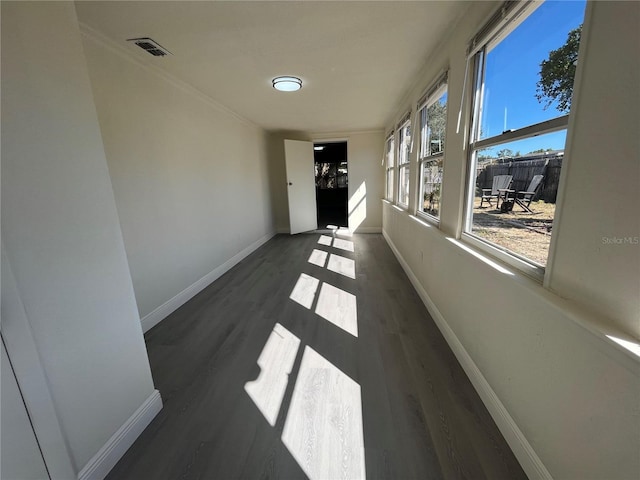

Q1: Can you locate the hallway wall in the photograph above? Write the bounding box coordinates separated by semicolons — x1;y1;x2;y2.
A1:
1;2;157;472
81;27;275;325
382;1;640;478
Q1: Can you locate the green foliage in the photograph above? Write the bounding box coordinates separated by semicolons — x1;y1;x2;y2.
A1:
427;100;447;155
536;25;582;113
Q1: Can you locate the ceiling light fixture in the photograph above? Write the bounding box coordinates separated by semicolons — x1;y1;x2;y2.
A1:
314;146;325;151
272;76;302;92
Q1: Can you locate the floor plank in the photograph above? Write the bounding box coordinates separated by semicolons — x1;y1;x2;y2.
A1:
107;233;527;480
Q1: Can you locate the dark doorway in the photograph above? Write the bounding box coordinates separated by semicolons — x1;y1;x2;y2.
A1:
314;142;348;228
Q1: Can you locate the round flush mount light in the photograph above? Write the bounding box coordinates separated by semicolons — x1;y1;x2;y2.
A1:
272;76;302;92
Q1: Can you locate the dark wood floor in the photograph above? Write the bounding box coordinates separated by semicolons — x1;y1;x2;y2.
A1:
107;233;527;480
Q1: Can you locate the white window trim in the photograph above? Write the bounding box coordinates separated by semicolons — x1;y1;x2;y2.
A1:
461;2;571;279
416;154;444;225
461;231;545;281
396;117;411;209
397;164;411;209
416;79;448;224
472;115;569;151
384;134;395;202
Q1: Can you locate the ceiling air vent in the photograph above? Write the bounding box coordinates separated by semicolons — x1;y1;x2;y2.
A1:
127;37;171;57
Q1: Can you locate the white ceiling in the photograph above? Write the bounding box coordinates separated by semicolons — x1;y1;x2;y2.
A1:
75;1;469;133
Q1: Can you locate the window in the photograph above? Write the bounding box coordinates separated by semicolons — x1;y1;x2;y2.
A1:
385;134;395;201
397;117;411;207
463;0;586;276
417;74;448;220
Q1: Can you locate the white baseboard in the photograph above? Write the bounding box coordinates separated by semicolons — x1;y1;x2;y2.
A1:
274;227;381;235
382;230;552;480
141;232;276;332
77;390;162;480
352;226;382;233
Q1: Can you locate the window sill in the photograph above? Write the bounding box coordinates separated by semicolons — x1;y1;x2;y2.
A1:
449;236;640;369
415;211;440;227
384;204;640;369
461;232;544;282
410;213;438;230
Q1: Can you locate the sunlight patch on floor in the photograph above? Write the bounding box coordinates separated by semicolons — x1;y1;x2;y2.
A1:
333;238;355;252
315;282;358;337
289;273;320;309
244;324;301;426
282;346;366;480
327;253;356;279
308;249;328;268
318;235;333;246
336;227;353;237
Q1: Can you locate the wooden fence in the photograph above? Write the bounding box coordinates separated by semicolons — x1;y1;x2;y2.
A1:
476;156;563;203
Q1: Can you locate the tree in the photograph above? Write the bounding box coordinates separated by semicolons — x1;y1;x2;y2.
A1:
536;25;582;113
427;100;447;154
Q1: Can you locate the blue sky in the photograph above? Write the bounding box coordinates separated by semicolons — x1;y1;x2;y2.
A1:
480;0;586;156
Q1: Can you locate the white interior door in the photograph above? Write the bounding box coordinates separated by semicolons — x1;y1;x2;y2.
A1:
284;139;318;234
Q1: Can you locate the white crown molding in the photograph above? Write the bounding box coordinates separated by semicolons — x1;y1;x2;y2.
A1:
78;22;259;130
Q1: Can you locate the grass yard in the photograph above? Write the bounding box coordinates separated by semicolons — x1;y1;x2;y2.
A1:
471;198;555;266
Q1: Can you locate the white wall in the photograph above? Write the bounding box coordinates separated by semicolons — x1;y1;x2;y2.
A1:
382;1;639;479
81;29;275;323
1;342;49;480
269;131;384;233
1;1;157;472
547;0;640;335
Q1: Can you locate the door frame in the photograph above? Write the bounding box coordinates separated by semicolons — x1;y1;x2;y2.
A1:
311;137;350;230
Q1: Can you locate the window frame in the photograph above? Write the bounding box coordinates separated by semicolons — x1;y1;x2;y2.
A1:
461;1;574;280
384;133;395;202
396;116;411;208
416;75;448;224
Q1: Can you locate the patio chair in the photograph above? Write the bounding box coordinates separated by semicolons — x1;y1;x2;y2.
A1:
498;174;544;213
480;174;512;208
